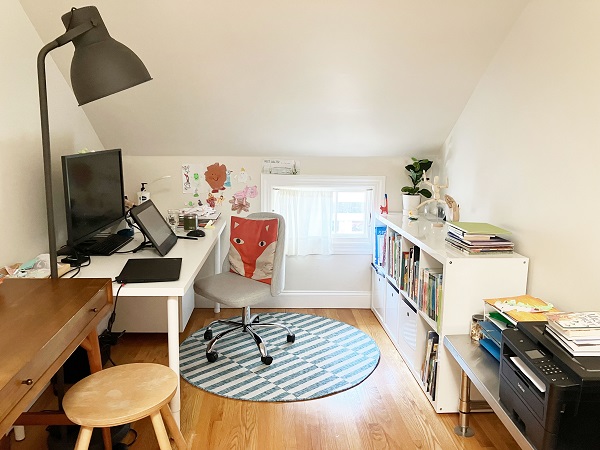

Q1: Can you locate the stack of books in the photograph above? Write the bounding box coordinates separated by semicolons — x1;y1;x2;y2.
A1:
445;221;514;255
544;312;600;357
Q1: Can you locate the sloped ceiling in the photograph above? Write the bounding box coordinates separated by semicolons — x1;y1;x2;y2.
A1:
19;1;529;157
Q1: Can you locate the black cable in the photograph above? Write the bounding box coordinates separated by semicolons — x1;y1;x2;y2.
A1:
59;254;91;278
106;282;126;334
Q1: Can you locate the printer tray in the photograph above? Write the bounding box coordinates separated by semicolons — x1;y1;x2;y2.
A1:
500;368;600;450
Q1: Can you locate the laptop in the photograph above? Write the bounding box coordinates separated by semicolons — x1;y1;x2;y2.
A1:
115;258;182;283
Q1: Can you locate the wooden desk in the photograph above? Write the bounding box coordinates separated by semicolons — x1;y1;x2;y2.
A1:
444;335;535;450
0;278;113;447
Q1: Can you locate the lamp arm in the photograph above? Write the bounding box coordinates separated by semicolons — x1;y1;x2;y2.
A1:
36;22;96;279
37;42;60;279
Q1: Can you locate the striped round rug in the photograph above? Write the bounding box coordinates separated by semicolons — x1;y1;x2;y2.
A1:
179;312;380;402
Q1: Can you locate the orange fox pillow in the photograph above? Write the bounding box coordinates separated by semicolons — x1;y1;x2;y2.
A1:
228;217;278;284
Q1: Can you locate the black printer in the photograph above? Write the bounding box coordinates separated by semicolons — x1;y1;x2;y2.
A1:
500;322;600;450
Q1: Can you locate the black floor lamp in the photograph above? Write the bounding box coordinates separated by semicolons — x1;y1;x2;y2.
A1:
38;6;151;278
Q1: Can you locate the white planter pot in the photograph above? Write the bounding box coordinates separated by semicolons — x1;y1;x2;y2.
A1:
402;194;421;216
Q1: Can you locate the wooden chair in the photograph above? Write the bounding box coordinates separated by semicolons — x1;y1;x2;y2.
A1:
62;363;187;450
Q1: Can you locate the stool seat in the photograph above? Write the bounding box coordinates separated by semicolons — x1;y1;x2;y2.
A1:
63;363;186;450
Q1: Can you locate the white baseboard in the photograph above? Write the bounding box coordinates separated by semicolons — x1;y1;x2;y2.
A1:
195;290;371;309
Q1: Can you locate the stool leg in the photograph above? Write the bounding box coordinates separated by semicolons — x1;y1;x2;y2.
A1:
150;411;173;450
74;426;94;450
161;405;187;449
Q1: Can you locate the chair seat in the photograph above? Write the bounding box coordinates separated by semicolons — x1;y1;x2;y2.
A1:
195;271;272;308
63;363;178;428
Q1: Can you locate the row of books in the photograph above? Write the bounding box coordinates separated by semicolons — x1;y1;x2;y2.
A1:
417;267;443;323
445;221;514;255
544;311;600;357
421;331;439;400
376;228;444;323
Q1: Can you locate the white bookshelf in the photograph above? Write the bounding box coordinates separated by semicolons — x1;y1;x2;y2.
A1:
371;213;529;413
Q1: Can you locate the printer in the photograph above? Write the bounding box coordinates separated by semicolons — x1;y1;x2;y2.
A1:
500;322;600;450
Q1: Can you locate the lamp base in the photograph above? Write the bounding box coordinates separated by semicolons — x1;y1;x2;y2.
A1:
60;254;90;266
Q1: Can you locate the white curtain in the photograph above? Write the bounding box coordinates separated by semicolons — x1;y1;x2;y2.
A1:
272;188;333;256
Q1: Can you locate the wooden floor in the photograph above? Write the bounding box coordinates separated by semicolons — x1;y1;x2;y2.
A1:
10;308;520;450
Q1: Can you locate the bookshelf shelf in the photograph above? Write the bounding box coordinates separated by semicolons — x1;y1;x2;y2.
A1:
371;213;529;413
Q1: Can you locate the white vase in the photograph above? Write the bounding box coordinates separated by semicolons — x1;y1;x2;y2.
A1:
402;194;421;216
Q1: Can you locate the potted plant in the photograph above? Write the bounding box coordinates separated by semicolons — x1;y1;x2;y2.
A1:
401;157;433;215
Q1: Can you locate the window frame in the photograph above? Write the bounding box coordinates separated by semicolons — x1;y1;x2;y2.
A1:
261;174;385;255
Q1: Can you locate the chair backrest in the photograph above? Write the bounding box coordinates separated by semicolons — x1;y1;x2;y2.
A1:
223;212;286;296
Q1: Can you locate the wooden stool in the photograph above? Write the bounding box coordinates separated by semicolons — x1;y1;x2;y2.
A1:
63;363;187;450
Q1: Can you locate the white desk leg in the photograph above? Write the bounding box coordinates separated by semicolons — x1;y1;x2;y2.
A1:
213;237;221;314
167;295;181;428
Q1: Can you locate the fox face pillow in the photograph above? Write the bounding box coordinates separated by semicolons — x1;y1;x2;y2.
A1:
228;217;278;284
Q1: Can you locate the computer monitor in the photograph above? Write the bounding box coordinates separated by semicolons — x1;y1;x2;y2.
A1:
62;149;126;248
129;200;177;256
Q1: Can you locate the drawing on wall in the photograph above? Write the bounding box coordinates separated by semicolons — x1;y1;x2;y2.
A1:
206;192;216;208
229;185;258;214
234;167;251;183
224;170;233;188
230;196;250;214
182;164;203;194
205;162;227;193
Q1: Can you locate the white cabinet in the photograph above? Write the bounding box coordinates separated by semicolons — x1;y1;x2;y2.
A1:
371;213;529;413
384;281;400;344
370;264;386;323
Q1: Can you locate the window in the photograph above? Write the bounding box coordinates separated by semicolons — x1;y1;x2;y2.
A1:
261;175;385;255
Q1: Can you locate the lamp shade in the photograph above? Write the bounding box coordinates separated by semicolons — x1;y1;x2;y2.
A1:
61;6;151;105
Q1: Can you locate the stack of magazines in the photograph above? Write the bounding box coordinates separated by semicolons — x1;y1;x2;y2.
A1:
446;221;514;255
544;311;600;356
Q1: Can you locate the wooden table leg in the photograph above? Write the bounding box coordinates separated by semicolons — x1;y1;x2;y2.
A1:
454;369;475;437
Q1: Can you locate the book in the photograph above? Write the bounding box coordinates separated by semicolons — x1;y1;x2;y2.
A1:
545;317;600;339
421;331;439;385
483;294;559;324
445;240;514;255
446;233;514;247
447;221;511;237
545;311;600;329
445;235;514;250
545;326;600;356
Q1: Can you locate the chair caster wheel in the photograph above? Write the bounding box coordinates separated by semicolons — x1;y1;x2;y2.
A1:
204;329;213;340
206;351;219;363
287;334;295;343
253;316;260;323
261;356;273;365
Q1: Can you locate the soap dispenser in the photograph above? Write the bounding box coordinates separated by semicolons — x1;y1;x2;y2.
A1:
137;182;150;204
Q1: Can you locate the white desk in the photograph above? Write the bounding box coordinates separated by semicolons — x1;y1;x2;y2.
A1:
76;219;226;426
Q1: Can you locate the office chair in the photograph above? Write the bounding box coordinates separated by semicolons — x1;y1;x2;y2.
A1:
194;212;294;365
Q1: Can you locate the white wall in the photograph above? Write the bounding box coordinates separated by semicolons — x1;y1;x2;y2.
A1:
0;0;102;268
442;1;600;311
122;155;409;304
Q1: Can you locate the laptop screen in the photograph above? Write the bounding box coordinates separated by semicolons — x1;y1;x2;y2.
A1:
130;200;177;256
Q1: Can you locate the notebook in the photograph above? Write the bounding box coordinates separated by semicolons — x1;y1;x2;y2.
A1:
115;258;182;283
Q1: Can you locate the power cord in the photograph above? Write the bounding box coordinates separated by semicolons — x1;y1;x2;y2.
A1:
98;282;127;366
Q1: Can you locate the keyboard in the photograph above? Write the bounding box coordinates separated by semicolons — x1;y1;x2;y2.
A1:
82;234;133;256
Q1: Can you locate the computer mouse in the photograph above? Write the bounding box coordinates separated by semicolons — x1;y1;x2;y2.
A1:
187;229;205;237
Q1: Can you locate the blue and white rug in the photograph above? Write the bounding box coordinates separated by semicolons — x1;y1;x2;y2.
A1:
179;312;380;402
